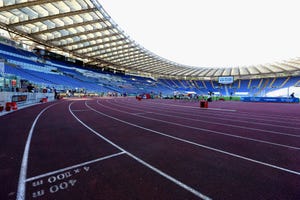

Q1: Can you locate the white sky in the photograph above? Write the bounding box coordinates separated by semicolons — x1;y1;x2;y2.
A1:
99;0;300;68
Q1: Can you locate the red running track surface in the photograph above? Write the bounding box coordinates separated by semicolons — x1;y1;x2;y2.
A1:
1;97;300;200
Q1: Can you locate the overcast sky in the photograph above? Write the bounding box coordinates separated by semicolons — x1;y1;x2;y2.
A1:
99;0;300;68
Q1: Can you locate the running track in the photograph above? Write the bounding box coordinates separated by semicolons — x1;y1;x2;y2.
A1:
1;97;300;200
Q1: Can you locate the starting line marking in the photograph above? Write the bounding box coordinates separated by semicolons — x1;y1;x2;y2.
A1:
69;102;212;200
26;152;126;182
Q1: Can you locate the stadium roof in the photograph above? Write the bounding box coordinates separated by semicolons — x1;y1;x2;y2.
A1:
1;0;300;79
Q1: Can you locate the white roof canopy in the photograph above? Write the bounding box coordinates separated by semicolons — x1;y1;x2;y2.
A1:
1;0;300;79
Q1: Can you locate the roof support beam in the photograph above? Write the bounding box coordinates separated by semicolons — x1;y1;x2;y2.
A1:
176;68;197;76
89;48;130;59
71;38;124;52
150;66;177;74
0;0;62;12
137;62;166;71
128;59;160;69
115;54;150;65
197;69;212;77
58;33;119;47
118;57;152;67
243;67;252;75
185;69;202;76
96;46;137;59
31;19;107;36
255;65;272;74
47;26;112;42
106;52;144;63
167;67;187;75
9;8;97;27
108;56;145;65
76;41;130;54
278;62;300;70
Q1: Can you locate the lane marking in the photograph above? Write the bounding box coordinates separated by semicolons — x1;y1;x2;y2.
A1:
98;101;300;150
127;98;300;123
108;100;300;138
26;152;126;182
71;109;91;112
119;98;300;127
147;101;236;112
69;102;211;200
16;103;60;200
145;99;300;121
132;111;154;115
116;99;300;128
88;101;300;176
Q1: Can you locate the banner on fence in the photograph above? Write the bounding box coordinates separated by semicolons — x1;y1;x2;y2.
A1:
240;97;299;103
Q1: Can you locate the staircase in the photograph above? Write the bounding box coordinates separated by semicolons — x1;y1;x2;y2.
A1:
254;79;269;96
269;78;276;88
295;80;300;87
280;77;290;88
224;85;229;96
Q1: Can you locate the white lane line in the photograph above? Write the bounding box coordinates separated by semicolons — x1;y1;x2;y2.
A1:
89;101;300;176
122;99;300;123
69;102;211;200
117;99;300;128
132;111;154;115
148;101;236;112
108;99;300;138
26;152;126;182
135;99;300;123
156;112;300;138
71;109;91;112
98;101;300;150
16;103;60;200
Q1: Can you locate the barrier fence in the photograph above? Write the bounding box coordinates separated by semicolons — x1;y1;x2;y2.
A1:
0;92;54;114
240;96;299;103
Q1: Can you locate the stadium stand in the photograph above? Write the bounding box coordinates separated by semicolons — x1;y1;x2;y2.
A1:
0;42;175;96
1;33;300;103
